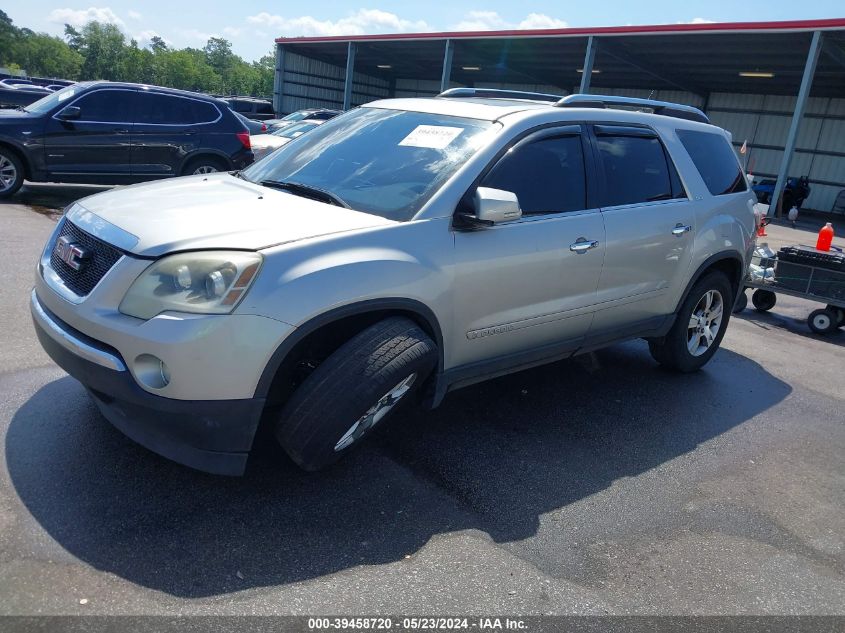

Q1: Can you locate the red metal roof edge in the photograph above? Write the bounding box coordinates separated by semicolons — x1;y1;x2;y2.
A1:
275;17;845;44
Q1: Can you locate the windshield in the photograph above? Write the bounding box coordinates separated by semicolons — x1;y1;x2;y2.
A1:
24;84;81;114
274;122;318;138
242;107;497;221
281;111;310;121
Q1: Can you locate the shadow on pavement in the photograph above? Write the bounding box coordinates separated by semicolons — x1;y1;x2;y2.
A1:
6;341;791;597
0;183;113;216
735;306;845;348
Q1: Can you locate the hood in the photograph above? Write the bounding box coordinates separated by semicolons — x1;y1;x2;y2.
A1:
68;173;396;257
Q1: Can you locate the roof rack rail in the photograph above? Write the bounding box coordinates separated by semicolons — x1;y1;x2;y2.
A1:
556;94;710;124
437;88;564;103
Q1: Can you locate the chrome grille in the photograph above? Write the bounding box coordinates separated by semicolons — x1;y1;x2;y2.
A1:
49;220;123;296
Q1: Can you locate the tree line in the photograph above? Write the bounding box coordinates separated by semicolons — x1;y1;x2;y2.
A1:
0;10;274;98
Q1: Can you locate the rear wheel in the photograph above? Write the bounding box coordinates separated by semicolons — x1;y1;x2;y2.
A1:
825;304;845;328
649;271;732;372
181;156;228;176
808;309;838;335
752;289;777;312
0;149;24;199
274;317;437;471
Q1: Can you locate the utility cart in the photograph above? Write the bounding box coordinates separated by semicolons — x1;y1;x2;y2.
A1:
736;245;845;334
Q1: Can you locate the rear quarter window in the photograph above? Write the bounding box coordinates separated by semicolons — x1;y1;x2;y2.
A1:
676;129;747;195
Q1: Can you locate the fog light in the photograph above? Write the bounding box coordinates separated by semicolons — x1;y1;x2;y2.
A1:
134;354;170;389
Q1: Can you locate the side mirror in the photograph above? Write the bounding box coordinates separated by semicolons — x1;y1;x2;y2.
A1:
57;105;81;120
474;187;522;224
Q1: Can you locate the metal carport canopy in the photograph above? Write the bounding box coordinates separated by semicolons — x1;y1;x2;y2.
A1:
275;18;845;98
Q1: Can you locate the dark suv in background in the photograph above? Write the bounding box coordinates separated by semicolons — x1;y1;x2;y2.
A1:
0;81;253;198
221;96;275;121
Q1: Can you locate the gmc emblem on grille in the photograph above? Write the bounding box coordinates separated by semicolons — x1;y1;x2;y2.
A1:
53;235;91;271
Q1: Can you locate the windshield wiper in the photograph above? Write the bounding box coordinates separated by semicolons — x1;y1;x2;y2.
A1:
259;180;350;208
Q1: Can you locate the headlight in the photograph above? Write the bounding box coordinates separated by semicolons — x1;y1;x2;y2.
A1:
119;251;262;319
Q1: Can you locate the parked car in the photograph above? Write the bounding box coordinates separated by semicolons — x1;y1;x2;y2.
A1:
265;108;341;132
250;119;324;161
221;96;275;121
45;84;70;92
31;90;756;475
0;78;36;88
752;176;811;209
233;111;267;135
0;81;254;197
0;81;52;108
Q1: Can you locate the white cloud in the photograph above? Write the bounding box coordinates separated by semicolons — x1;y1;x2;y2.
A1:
452;11;568;31
246;9;430;37
134;29;170;47
128;10;142;20
685;17;715;24
47;6;125;28
518;13;568;29
223;26;244;37
175;27;218;43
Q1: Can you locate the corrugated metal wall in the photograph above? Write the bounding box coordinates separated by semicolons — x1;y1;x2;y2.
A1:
707;93;845;214
280;52;389;112
277;51;845;214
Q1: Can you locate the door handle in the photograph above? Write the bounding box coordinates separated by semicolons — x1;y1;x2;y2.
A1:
569;239;599;254
672;224;692;236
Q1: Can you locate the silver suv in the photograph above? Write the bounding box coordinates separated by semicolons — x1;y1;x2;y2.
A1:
31;90;758;475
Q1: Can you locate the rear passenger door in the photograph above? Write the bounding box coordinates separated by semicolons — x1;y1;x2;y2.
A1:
589;124;695;332
130;92;216;177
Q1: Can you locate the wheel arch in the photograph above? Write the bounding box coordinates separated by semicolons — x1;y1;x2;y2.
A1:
674;251;745;314
178;150;233;175
0;140;33;181
254;298;444;405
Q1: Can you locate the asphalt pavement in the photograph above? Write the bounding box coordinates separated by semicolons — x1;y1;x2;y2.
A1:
0;184;843;615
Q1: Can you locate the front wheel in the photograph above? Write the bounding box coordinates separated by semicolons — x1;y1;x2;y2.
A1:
181;156;228;176
0;149;24;199
275;317;437;471
649;271;733;372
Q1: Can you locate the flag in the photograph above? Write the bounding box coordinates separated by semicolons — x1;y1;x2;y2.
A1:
740;140;748;154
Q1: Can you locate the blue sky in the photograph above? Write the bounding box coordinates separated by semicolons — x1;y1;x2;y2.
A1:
6;1;844;62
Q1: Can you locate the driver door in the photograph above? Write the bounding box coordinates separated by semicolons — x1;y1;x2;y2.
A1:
449;125;606;371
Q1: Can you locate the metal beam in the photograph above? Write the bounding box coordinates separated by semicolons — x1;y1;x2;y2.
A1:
768;31;823;218
579;36;597;94
272;44;285;115
440;39;454;92
343;42;356;110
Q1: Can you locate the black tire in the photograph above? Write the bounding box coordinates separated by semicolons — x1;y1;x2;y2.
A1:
0;148;24;199
275;317;437;471
825;304;845;328
751;289;777;312
648;271;733;372
181;156;228;176
733;290;748;313
808;309;838;335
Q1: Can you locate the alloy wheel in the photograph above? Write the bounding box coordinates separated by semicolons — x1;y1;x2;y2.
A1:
0;156;17;192
334;373;417;452
687;289;724;357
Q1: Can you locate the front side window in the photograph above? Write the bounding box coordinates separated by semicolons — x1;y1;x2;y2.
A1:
595;132;678;207
71;90;134;123
481;134;587;215
677;129;747;195
242;107;497;221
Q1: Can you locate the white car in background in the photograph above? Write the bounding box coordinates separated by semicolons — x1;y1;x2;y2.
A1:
250;119;325;161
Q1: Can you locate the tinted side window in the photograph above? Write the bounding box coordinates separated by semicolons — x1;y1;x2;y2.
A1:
230;100;251;113
192;100;219;123
677;129;747;195
596;133;674;207
134;93;199;124
482;134;587;215
73;90;134;123
256;102;274;114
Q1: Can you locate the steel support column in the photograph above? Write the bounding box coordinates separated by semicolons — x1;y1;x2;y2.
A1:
768;31;823;217
343;42;356;110
272;44;285;115
579;36;597;94
440;39;454;93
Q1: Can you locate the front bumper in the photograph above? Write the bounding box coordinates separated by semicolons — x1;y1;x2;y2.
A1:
31;291;265;476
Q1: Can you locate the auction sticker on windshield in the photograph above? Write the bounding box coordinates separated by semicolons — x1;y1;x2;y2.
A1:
399;125;464;149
